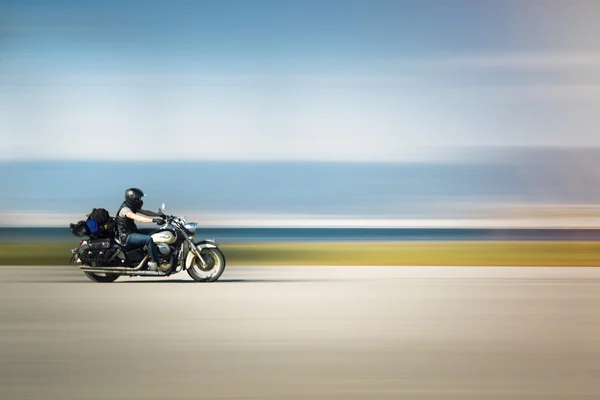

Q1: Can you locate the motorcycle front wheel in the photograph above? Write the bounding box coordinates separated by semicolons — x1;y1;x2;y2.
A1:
187;247;226;282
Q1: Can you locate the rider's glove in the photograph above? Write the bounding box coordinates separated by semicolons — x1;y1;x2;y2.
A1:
153;218;165;225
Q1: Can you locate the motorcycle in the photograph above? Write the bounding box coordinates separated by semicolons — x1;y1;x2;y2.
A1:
70;203;226;283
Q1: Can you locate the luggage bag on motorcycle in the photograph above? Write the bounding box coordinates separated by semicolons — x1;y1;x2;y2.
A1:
70;220;89;237
77;238;119;264
69;208;116;239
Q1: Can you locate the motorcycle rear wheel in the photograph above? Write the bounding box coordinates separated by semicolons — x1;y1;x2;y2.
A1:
82;262;120;282
83;272;120;282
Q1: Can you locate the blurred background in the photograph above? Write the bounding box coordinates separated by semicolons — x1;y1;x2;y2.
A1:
4;5;600;400
2;0;600;257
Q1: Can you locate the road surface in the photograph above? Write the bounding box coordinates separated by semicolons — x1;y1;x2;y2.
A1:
1;265;599;400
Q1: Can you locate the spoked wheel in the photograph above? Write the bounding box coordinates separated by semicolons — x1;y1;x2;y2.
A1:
187;247;226;282
82;262;120;283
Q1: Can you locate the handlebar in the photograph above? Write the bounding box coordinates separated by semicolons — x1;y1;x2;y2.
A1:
153;212;187;226
160;214;178;223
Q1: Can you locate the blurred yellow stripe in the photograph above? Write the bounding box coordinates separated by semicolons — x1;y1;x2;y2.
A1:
2;241;600;267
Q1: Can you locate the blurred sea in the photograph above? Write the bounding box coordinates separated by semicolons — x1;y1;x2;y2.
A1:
2;227;599;243
4;151;600;218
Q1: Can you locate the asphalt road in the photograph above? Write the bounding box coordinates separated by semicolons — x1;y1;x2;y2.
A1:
1;265;600;400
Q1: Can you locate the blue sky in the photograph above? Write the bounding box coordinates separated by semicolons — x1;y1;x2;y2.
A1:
4;0;591;74
2;0;532;67
1;0;599;161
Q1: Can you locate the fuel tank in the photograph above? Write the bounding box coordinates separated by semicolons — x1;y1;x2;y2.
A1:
151;230;177;244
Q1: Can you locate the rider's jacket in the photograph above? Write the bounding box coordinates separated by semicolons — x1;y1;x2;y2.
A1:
115;202;139;238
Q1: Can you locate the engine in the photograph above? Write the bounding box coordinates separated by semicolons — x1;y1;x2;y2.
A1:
157;243;172;257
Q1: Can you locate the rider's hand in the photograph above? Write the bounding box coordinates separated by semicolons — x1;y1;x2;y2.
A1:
152;218;165;225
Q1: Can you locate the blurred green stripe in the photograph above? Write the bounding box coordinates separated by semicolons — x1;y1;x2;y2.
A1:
2;241;600;266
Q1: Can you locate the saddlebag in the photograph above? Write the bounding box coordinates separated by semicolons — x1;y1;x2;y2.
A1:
77;238;120;264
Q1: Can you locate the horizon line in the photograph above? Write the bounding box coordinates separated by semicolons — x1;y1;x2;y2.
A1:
2;213;600;229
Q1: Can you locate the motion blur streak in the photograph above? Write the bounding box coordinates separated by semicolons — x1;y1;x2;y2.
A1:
2;1;600;226
2;1;600;398
1;266;600;400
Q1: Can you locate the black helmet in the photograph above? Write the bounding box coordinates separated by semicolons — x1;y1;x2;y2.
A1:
125;188;144;210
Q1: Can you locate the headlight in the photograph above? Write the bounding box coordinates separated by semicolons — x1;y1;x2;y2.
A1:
184;222;197;235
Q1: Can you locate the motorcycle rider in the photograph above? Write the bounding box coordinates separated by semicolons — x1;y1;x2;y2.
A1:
115;188;165;271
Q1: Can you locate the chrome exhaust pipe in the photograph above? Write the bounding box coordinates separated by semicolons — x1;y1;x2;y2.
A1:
80;254;149;273
132;254;149;270
128;270;168;276
80;268;167;276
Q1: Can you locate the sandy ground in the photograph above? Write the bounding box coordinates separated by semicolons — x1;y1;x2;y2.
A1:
1;265;600;400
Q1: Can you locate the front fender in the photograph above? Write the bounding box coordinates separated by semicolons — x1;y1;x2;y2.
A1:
194;239;218;249
184;240;219;269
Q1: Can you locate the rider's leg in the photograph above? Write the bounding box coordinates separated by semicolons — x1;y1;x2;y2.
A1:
127;233;159;269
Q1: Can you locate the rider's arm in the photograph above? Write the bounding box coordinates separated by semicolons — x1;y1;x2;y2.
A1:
137;209;162;217
126;212;154;223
